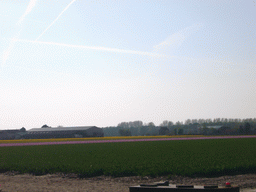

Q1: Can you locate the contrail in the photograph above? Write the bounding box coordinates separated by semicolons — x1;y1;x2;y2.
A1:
1;0;37;66
17;39;165;57
153;23;203;53
2;36;19;66
18;0;37;25
17;39;230;64
35;0;76;41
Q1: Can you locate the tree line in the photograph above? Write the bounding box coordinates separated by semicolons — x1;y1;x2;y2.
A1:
103;118;256;136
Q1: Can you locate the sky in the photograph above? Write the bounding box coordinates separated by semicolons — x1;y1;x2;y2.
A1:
0;0;255;129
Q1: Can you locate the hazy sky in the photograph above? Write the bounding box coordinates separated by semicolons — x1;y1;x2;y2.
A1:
0;0;255;129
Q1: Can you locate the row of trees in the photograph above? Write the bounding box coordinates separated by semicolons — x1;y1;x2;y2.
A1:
103;118;256;137
117;118;256;128
159;118;256;127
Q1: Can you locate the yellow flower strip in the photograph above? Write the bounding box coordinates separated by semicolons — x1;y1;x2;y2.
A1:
0;135;204;144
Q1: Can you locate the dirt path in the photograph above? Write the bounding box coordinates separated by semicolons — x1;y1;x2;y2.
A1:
0;173;256;192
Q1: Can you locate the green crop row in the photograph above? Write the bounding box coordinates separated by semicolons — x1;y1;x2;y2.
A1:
1;138;256;178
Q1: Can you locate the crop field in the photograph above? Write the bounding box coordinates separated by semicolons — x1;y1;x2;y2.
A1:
0;135;204;144
0;138;256;178
1;135;255;147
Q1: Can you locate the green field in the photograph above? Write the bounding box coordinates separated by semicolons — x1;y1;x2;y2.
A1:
1;138;256;178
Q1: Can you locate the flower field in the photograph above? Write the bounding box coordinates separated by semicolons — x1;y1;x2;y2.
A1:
0;135;203;144
0;135;255;147
0;137;256;178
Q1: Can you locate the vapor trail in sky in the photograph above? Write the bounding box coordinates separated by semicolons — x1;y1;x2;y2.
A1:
17;39;165;57
2;35;19;66
35;0;77;41
17;38;231;65
153;23;203;54
1;0;37;66
18;0;37;25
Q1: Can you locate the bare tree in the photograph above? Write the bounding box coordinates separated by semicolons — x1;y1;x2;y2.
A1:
160;120;169;127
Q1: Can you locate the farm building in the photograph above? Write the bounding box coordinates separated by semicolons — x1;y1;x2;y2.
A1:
0;129;27;140
25;126;104;139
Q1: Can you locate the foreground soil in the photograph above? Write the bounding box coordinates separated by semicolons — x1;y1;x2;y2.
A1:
0;173;256;192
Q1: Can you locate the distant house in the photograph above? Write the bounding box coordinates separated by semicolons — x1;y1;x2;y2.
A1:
206;125;223;129
198;125;235;135
183;124;200;135
25;126;104;139
183;128;199;135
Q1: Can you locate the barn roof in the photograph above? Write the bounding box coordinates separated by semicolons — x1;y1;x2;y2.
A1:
206;125;223;129
28;126;98;132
